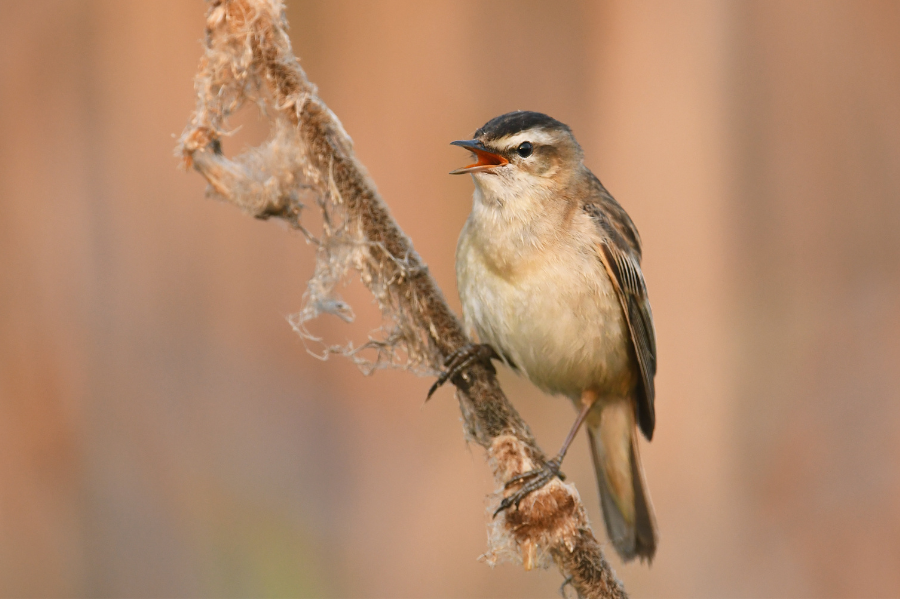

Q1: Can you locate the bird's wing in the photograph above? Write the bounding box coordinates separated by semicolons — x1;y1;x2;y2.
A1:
584;183;657;440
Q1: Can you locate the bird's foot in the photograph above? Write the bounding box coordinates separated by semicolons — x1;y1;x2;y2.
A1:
427;343;497;400
493;458;566;517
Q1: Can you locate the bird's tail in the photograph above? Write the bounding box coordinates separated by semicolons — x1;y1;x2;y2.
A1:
586;397;658;562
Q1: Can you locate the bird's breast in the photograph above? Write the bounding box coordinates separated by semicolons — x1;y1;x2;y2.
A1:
456;213;635;400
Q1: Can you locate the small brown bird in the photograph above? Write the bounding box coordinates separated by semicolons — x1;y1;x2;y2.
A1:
445;111;658;562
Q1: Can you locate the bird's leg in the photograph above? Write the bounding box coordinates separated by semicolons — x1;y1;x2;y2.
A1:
427;343;498;400
494;393;596;516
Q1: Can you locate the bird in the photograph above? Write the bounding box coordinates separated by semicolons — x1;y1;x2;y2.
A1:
442;110;658;562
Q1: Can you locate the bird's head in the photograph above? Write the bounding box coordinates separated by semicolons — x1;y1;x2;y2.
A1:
450;111;584;203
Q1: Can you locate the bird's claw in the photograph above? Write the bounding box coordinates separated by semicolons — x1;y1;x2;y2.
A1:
560;575;576;599
427;343;497;400
493;458;565;517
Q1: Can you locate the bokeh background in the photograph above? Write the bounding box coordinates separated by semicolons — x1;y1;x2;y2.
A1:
2;0;899;596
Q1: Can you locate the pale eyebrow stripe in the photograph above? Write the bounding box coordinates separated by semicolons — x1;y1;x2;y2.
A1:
494;129;557;150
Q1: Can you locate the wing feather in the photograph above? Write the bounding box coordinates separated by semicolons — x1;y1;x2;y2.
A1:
584;188;657;440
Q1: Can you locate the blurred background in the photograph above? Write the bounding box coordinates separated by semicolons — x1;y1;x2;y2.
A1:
2;0;899;596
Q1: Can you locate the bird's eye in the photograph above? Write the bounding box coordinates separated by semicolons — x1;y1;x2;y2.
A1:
517;141;533;158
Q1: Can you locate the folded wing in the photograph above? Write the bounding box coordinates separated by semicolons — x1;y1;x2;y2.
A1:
583;189;657;440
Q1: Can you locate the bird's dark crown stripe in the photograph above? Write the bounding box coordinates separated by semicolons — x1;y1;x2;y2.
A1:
475;111;571;141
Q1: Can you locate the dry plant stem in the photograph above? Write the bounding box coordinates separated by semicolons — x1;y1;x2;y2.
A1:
177;1;625;597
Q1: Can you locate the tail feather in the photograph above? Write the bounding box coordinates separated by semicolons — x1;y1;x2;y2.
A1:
587;398;658;562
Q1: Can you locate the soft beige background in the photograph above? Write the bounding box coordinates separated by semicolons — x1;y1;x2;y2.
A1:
2;0;899;596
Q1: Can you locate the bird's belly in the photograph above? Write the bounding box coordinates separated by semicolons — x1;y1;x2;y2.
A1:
458;245;635;399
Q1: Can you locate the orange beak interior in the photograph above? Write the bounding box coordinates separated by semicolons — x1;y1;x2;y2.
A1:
450;147;509;174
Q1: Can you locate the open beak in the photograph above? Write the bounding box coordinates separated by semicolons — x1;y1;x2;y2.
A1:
449;139;508;174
